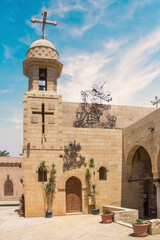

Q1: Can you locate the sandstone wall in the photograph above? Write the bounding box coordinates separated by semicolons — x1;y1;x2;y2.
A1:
0;157;23;201
24;127;122;217
122;108;160;216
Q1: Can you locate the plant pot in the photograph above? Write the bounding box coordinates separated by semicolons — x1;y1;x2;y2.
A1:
92;209;100;215
132;222;150;237
19;212;24;217
45;212;52;218
101;213;113;223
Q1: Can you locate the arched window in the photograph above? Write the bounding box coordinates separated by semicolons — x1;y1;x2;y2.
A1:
4;179;13;196
38;168;47;182
99;167;107;180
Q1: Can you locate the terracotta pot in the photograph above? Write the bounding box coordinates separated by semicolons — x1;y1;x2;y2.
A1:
101;213;113;223
132;222;150;237
19;212;24;217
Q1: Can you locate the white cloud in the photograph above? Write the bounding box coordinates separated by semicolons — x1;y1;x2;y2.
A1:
15;125;23;129
59;27;160;106
3;45;14;60
46;0;115;37
125;0;153;20
19;32;33;46
7;117;23;124
47;0;86;18
0;89;13;94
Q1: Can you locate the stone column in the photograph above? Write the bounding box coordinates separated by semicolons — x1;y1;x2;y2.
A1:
47;67;57;91
155;183;160;218
28;66;39;91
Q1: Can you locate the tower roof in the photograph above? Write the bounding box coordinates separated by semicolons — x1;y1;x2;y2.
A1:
30;39;55;50
26;39;59;60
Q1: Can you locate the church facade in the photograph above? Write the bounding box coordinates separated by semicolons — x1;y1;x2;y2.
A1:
22;36;160;219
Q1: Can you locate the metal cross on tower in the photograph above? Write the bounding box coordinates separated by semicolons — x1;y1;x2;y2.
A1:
31;10;57;39
151;96;160;109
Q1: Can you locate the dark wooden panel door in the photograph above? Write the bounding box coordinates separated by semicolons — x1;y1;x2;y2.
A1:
66;177;82;213
4;179;13;196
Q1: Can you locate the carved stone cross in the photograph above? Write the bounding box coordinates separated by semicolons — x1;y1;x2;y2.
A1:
32;103;54;136
31;10;57;39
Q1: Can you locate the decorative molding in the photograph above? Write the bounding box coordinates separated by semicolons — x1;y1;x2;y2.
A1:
0;162;22;168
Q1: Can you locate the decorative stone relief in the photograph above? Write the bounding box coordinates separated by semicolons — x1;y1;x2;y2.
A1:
73;103;117;129
27;47;59;60
63;141;86;172
0;162;22;168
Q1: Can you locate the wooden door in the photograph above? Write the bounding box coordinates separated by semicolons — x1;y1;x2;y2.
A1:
4;179;13;196
66;177;82;213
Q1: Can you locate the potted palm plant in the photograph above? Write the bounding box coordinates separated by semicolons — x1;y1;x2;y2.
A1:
19;194;24;217
132;219;150;237
86;158;100;215
44;164;56;218
101;209;113;223
39;161;56;218
91;184;99;215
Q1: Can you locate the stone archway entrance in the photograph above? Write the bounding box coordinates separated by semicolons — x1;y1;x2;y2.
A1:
128;146;157;218
66;176;82;213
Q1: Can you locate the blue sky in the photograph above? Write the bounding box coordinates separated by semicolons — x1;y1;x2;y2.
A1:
1;0;160;156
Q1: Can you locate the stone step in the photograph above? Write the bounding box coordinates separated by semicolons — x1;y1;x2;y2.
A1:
115;221;133;229
0;201;19;207
66;212;83;215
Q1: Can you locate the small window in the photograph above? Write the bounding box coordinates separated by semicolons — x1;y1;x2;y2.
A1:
39;69;47;91
4;179;13;196
99;167;107;180
38;168;47;182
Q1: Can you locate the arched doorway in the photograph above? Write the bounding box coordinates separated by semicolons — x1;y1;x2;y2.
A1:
128;146;157;218
66;176;82;213
4;179;13;196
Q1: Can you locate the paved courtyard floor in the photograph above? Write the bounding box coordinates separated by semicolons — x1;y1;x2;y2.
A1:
0;206;160;240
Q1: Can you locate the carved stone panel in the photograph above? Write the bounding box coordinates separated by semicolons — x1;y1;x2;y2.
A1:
31;116;38;124
48;116;55;124
48;104;55;111
31;103;39;109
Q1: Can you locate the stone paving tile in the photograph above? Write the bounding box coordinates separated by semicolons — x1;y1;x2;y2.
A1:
0;207;160;240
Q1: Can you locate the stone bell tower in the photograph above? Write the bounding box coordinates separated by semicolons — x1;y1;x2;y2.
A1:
23;12;63;217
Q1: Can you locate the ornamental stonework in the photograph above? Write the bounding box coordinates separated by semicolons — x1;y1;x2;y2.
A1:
27;47;59;60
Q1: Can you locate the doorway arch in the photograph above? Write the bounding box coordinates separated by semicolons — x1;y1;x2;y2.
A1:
127;146;157;218
66;176;82;213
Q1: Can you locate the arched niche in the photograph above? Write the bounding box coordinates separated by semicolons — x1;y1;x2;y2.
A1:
99;167;107;180
38;168;47;182
4;179;13;196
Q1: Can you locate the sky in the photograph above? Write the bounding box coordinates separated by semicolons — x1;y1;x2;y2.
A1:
0;0;160;156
